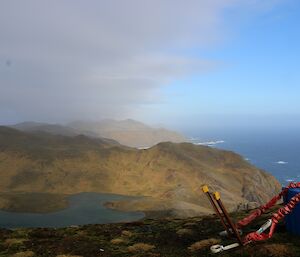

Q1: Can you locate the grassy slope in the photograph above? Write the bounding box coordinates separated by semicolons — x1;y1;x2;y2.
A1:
0;193;68;213
68;119;187;148
0;207;299;257
12;119;187;148
0;126;281;216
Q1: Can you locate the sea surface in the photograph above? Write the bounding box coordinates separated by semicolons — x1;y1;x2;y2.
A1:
190;129;300;186
0;192;144;228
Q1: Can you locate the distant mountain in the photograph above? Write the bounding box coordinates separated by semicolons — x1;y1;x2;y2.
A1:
68;119;187;148
12;119;187;148
0;126;281;217
12;121;77;137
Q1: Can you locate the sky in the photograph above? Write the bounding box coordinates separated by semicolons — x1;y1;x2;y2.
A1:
0;0;299;132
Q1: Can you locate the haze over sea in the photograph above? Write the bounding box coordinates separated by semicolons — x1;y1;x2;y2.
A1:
187;128;300;186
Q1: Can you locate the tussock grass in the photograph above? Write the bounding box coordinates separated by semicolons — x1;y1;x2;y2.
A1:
10;251;35;257
110;238;126;244
188;238;220;252
128;243;156;253
56;255;83;257
257;244;294;257
1;204;299;257
176;228;194;236
4;238;26;247
121;230;134;237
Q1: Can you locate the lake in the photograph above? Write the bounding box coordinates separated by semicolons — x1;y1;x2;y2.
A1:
0;192;144;228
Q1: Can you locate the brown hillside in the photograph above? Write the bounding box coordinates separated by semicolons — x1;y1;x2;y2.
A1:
12;119;188;148
0;126;281;217
68;119;187;148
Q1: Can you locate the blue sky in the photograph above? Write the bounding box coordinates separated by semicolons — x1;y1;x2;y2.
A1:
0;0;299;132
140;1;300;131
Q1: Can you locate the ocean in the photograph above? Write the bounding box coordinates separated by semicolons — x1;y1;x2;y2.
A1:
189;129;300;186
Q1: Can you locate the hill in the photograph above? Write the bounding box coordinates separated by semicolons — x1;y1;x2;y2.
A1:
0;126;280;217
68;119;187;148
1;208;299;257
12;119;187;148
11;122;78;137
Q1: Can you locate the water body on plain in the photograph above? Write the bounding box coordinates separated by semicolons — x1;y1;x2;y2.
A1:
0;192;144;229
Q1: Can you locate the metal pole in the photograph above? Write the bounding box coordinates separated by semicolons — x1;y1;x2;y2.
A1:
214;191;243;245
202;185;231;236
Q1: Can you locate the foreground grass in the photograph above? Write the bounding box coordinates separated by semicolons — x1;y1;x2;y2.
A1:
0;209;299;257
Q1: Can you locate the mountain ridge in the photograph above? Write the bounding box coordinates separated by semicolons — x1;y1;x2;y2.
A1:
11;119;187;148
0;126;281;217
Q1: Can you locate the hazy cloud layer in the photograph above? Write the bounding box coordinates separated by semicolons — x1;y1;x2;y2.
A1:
0;0;278;123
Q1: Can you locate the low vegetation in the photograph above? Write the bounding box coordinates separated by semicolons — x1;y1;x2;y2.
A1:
0;208;299;257
188;238;220;252
127;243;155;253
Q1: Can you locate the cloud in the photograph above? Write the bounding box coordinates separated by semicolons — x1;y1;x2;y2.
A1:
0;0;278;123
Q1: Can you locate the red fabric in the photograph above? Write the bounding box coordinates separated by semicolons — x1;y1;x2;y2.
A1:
237;182;300;229
237;209;262;228
243;191;300;244
243;223;276;243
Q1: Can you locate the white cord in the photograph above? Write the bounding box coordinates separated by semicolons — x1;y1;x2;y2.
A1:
210;243;240;254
